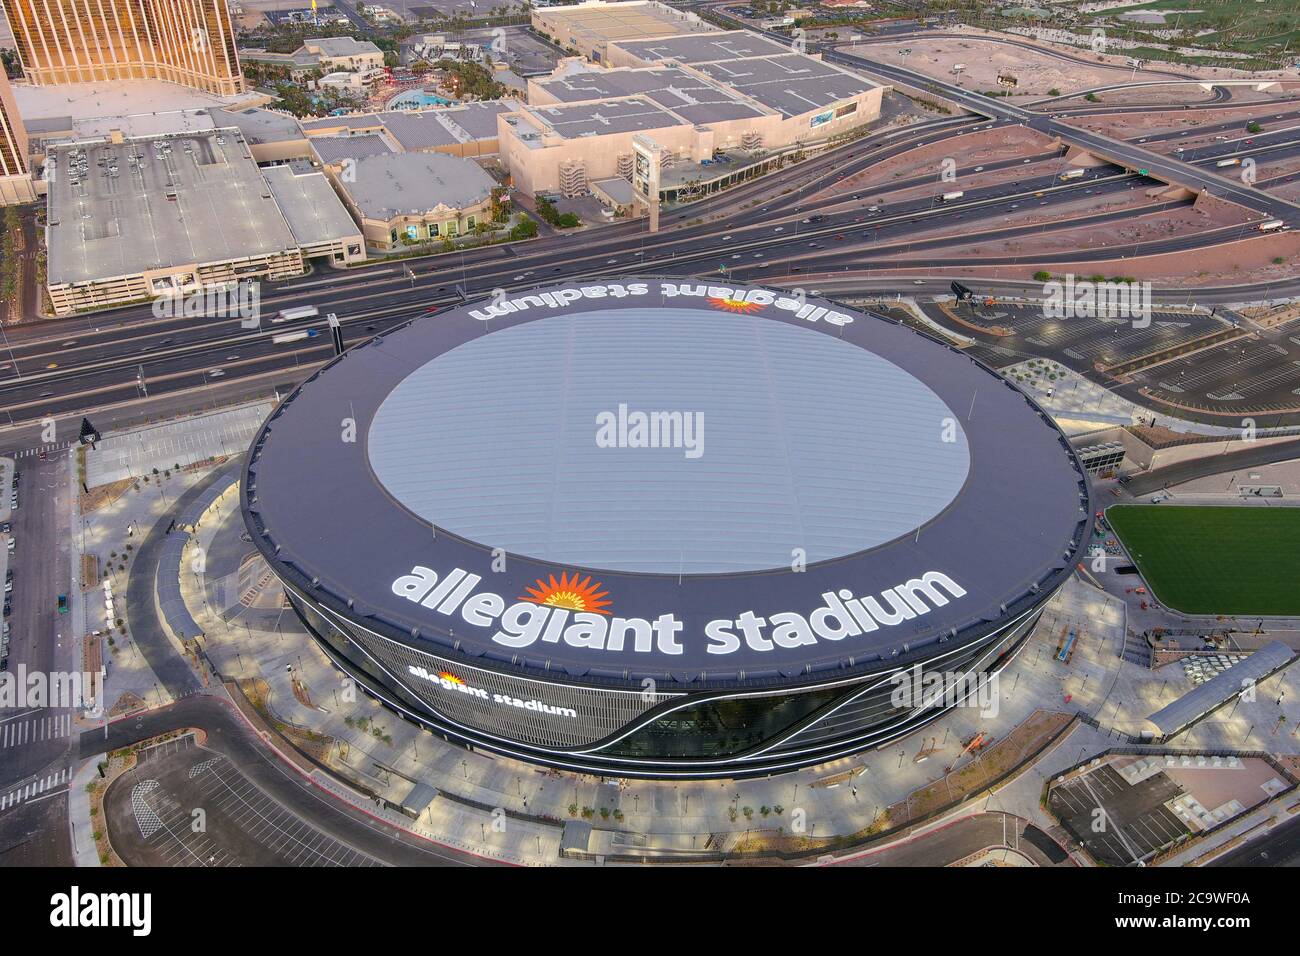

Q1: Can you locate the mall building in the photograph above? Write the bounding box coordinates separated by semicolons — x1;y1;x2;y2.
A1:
499;31;884;199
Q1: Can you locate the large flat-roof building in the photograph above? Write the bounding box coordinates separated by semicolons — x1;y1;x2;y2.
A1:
45;127;361;314
261;164;365;264
531;0;715;63
500;32;884;198
0;0;244;95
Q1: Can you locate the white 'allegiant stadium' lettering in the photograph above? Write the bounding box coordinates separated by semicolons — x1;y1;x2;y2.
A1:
660;283;855;326
469;283;650;320
405;665;578;718
466;280;855;327
391;567;966;657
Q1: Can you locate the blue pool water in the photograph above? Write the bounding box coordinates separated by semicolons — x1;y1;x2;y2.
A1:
388;90;455;110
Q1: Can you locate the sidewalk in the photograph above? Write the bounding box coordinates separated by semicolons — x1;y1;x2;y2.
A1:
68;753;105;868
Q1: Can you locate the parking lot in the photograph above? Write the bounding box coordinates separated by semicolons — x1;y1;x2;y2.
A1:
1128;322;1300;415
1048;762;1190;866
104;735;383;867
926;303;1300;420
926;302;1225;372
83;403;269;487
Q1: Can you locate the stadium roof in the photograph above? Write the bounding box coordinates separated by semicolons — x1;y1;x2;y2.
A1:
245;281;1090;687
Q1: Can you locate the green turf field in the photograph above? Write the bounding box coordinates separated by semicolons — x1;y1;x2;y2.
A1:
1106;505;1300;616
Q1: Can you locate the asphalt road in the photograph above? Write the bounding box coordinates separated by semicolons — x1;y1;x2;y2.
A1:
1210;812;1300;867
833;811;1072;866
123;462;238;699
79;695;504;866
5;97;1300;436
0;453;77;798
1120;437;1300;497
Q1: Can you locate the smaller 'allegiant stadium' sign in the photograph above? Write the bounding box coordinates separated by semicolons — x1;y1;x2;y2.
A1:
404;665;578;718
467;280;858;327
391;566;967;658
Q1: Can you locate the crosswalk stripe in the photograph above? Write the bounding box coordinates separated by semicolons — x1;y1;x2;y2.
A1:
0;768;68;811
0;713;74;749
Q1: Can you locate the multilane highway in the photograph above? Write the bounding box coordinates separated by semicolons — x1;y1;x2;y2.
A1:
4;51;1300;445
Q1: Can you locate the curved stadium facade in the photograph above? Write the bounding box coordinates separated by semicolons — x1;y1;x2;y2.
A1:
242;280;1092;778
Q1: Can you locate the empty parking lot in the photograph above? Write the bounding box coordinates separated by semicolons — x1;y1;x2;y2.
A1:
104;734;383;867
1048;762;1190;866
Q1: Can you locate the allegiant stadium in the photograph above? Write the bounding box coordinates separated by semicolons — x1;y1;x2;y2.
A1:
241;279;1092;779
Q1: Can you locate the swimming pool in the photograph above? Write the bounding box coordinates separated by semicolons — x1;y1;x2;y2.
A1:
388;89;454;110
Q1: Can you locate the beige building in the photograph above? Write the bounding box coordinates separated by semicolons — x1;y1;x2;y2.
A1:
240;36;385;79
501;32;884;199
532;0;714;63
303;100;520;160
303;102;517;251
0;0;244;95
0;70;36;204
326;150;498;252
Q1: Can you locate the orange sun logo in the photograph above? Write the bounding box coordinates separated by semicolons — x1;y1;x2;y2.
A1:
521;572;612;615
439;671;464;685
708;296;763;314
